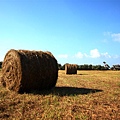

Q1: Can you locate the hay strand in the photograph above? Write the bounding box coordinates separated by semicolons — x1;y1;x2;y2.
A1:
1;49;58;93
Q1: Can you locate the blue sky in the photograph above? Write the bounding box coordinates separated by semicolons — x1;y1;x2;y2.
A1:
0;0;120;66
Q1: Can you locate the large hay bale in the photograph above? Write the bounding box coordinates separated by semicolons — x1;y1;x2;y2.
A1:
65;64;77;74
1;49;58;93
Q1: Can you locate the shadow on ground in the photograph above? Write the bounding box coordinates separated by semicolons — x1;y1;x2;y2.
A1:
32;86;103;96
77;73;89;75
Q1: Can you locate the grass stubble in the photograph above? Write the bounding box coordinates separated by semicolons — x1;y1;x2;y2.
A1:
0;69;120;120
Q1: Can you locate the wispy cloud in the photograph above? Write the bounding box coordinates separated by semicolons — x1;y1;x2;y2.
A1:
113;55;120;59
75;52;89;59
74;49;112;59
58;49;119;61
103;32;120;42
111;33;120;42
101;52;111;58
103;31;112;36
102;39;108;43
75;52;84;58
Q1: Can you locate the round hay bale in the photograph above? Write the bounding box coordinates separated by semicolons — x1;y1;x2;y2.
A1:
1;49;58;93
65;64;77;74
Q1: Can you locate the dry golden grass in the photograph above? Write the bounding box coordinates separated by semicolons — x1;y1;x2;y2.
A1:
0;70;120;120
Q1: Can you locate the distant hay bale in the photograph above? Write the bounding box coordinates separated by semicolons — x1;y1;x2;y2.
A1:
1;49;58;93
65;64;77;74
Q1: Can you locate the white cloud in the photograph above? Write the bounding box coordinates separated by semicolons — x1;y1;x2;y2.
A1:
90;49;100;58
111;33;120;42
101;52;111;58
75;52;83;58
58;49;116;63
74;49;112;59
58;54;68;59
103;32;120;42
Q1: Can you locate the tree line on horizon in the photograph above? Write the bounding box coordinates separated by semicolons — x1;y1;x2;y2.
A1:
58;63;108;70
0;61;120;70
58;63;120;70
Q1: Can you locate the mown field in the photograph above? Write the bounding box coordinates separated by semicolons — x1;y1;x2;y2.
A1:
0;70;120;120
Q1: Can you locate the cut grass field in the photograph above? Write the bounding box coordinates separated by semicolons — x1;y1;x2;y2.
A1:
0;70;120;120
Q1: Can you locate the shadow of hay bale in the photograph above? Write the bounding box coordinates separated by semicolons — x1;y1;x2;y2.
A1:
31;86;103;96
77;74;89;75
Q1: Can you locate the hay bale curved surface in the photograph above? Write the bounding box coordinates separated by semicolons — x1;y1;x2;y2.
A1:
1;49;58;93
65;64;77;74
